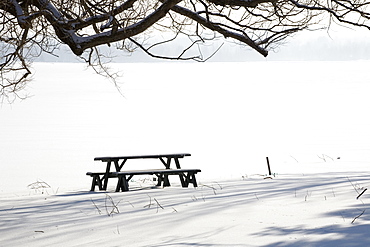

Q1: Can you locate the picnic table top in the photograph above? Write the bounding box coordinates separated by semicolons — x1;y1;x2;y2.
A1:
94;153;191;161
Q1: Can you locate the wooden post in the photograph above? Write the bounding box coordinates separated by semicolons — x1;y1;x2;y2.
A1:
266;157;272;176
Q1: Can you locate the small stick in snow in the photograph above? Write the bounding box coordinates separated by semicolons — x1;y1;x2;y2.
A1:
91;198;102;215
351;209;366;224
144;194;155;208
154;198;164;213
254;193;259;200
340;212;345;222
213;182;223;190
266;157;272;176
201;184;217;195
125;201;135;208
290;155;299;163
305;190;310;201
356;188;367;200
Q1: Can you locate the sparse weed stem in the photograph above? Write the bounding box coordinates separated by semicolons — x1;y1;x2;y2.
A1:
340;212;346;222
254;193;259;200
115;225;121;235
347;177;368;201
304;190;311;202
206;185;217;195
91;198;102;215
317;154;334;162
200;184;218;195
144;194;164;213
90;194;121;217
347;177;361;194
192;194;206;202
290;155;299;163
213;182;223;190
347;177;368;223
144;194;154;208
27;179;52;194
125;201;135;208
154;198;164;212
105;194;121;216
202;194;206;202
136;177;157;189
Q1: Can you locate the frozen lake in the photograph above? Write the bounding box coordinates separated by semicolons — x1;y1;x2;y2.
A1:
1;61;370;192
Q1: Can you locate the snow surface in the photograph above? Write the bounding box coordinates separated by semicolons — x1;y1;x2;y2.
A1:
0;172;369;246
0;61;370;246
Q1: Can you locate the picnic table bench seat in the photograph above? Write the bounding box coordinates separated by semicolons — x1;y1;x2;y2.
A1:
113;169;201;192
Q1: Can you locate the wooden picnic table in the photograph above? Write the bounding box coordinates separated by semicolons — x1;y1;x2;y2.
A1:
88;153;197;191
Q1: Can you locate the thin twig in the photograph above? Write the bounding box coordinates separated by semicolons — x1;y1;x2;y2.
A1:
202;184;217;195
254;193;259;200
144;194;154;208
351;209;366;224
105;194;120;216
347;177;360;194
154;198;164;213
213;182;223;190
91;198;102;215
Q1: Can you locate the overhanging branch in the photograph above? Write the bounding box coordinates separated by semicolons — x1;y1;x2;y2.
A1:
167;3;269;56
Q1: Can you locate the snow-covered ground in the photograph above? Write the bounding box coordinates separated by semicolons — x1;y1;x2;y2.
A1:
0;172;369;246
0;61;369;246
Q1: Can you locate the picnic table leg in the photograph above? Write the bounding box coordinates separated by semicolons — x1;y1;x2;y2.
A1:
177;173;187;187
88;173;105;191
159;157;170;168
116;175;129;192
90;175;98;191
90;180;96;192
187;172;198;187
165;157;171;169
156;174;162;186
156;173;171;187
114;158;127;171
161;158;172;186
113;159;120;171
175;158;186;186
163;174;171;187
103;161;111;190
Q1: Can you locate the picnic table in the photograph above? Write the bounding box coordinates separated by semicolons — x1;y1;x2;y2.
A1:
87;153;201;192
